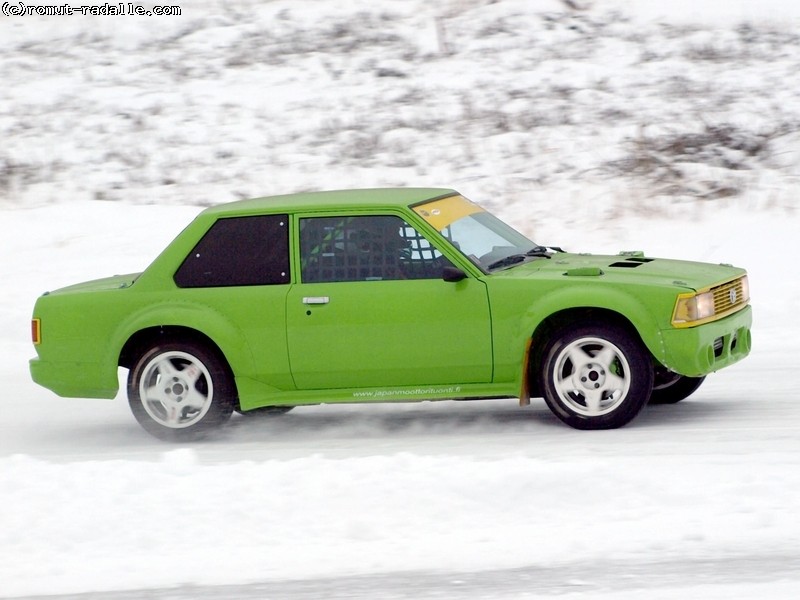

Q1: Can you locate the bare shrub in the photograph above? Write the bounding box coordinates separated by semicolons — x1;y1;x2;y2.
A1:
607;122;793;199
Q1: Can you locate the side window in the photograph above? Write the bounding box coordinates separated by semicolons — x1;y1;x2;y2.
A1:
300;215;455;283
174;215;289;288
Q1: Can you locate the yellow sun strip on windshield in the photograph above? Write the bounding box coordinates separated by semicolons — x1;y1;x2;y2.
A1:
412;195;484;230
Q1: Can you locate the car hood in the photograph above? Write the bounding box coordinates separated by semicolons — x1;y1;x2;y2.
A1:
44;273;142;296
493;253;744;291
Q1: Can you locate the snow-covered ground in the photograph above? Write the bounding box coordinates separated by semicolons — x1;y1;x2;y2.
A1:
1;1;800;598
5;198;799;600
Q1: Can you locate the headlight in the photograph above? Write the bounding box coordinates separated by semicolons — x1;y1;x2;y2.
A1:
672;275;749;328
672;291;715;326
740;275;750;303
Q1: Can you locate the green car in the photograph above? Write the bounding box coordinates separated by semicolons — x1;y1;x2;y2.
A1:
29;188;752;440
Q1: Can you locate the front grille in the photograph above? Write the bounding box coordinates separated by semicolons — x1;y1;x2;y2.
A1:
711;277;747;315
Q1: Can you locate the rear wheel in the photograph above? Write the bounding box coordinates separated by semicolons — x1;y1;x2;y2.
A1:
539;322;653;430
127;341;235;441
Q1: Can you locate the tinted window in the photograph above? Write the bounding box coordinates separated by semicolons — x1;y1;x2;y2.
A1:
174;215;289;287
299;215;454;283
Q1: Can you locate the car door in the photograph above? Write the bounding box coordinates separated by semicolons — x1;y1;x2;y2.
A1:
286;212;492;390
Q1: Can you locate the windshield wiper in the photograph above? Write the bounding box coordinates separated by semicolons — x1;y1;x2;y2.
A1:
526;245;565;257
487;246;562;271
526;245;552;258
487;254;527;271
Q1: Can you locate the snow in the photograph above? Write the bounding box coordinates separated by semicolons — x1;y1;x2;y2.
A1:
2;0;800;598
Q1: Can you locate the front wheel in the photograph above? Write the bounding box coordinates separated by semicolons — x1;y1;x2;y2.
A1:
127;341;235;441
650;373;705;404
539;323;653;430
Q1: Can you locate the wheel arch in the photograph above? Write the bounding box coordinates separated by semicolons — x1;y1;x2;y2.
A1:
513;282;669;393
525;306;653;399
119;325;228;371
119;324;245;415
114;303;256;399
531;309;655;429
125;333;237;440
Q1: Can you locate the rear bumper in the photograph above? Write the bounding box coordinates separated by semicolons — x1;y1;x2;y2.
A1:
29;357;119;399
659;305;752;377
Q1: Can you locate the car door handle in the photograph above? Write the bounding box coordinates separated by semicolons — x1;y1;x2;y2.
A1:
302;296;330;305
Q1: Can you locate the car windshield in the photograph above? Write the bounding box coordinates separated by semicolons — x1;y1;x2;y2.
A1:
413;195;541;272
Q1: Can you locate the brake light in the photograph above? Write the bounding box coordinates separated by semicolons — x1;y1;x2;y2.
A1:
32;318;41;345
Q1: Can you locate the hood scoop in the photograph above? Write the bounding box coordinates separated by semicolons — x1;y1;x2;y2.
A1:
609;252;655;268
564;266;604;277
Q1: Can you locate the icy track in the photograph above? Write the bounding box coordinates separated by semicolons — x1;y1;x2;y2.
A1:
1;199;799;599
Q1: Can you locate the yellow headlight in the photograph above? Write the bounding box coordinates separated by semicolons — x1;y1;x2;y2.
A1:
672;291;715;326
740;275;750;303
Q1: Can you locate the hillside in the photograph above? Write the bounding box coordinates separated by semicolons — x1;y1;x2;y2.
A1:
2;0;799;222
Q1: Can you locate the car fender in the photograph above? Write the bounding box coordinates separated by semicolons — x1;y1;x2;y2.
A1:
112;300;258;378
508;283;667;386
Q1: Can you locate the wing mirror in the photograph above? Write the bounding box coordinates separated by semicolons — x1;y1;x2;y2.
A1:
442;266;467;282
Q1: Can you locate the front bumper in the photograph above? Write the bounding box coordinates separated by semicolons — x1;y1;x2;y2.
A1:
659;304;752;377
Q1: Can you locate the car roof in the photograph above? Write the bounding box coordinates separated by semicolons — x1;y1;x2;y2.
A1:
200;188;458;217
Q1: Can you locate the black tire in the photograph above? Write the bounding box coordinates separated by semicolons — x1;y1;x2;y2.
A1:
650;373;705;404
539;322;653;430
127;340;235;441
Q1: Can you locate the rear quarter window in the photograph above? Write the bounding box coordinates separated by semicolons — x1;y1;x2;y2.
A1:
174;215;289;287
